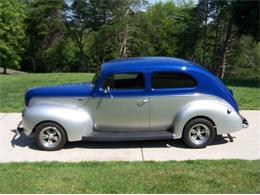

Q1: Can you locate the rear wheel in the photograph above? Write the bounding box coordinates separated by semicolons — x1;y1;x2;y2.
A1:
182;118;215;148
35;122;67;151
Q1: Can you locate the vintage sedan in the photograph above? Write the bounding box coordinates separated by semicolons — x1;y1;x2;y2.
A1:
18;57;248;150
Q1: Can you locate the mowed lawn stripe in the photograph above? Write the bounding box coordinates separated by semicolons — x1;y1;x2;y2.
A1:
0;160;259;193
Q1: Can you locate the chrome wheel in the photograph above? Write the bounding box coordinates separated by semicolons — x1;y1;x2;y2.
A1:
39;126;62;148
189;124;210;145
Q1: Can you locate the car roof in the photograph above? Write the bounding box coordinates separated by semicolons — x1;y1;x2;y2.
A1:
99;57;239;111
101;57;202;73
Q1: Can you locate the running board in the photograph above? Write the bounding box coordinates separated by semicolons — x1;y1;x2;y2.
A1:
82;130;173;141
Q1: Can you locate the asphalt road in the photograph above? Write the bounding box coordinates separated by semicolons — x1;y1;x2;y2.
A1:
0;111;259;162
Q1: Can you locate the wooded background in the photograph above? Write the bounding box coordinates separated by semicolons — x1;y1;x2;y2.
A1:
0;0;259;79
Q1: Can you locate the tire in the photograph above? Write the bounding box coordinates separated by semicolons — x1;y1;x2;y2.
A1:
182;118;215;148
35;122;67;151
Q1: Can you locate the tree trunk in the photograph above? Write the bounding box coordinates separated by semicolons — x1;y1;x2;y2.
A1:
119;9;130;59
32;58;36;72
202;0;208;66
3;64;7;74
220;52;227;79
96;55;101;73
75;27;86;72
212;17;220;73
219;20;233;79
120;23;129;58
79;44;85;71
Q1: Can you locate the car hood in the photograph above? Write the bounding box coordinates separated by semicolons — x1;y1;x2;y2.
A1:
25;82;93;105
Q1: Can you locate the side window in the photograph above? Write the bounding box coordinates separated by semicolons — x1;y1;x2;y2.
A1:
151;72;197;89
103;73;145;90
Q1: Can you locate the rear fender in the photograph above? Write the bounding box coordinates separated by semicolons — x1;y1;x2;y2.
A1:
173;100;243;139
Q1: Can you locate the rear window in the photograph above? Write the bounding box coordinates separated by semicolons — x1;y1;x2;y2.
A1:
151;72;197;89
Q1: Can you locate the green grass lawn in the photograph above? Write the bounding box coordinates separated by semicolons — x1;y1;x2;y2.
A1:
0;160;259;193
223;79;260;110
0;73;92;112
0;73;259;112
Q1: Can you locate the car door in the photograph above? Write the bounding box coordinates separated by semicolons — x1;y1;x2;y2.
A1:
149;70;197;131
93;72;149;131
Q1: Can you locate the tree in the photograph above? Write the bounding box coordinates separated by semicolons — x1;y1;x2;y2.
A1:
228;36;260;79
209;0;235;78
69;0;116;72
172;1;200;61
23;0;66;72
112;0;147;58
181;0;238;78
0;0;26;74
1;0;258;78
76;0;147;71
232;0;260;42
137;1;184;57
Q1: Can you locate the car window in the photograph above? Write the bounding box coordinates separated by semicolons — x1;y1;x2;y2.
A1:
152;72;197;89
103;73;144;90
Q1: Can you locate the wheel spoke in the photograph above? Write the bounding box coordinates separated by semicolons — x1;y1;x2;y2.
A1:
191;129;197;134
42;134;49;139
52;136;59;142
48;139;53;144
198;134;204;140
45;129;51;134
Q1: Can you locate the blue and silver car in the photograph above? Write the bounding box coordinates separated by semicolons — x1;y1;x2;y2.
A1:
18;57;248;150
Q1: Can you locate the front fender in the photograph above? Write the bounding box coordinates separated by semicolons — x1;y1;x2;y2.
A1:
173;100;243;139
22;104;93;141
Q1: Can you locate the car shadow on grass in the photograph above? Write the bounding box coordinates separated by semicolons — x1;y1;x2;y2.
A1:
10;129;235;151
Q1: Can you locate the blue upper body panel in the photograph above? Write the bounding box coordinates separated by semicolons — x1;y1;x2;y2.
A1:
25;57;239;111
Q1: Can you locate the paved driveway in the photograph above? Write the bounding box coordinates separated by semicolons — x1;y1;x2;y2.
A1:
0;111;259;162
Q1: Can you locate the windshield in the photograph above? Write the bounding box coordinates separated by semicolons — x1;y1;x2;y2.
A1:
91;71;100;87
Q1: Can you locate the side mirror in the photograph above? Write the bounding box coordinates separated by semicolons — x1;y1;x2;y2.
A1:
103;86;113;98
103;86;111;94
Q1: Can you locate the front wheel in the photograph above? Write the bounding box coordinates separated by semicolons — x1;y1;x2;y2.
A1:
182;118;215;148
35;122;67;151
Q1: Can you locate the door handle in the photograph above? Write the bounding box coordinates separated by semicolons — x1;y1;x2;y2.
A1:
137;99;149;106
